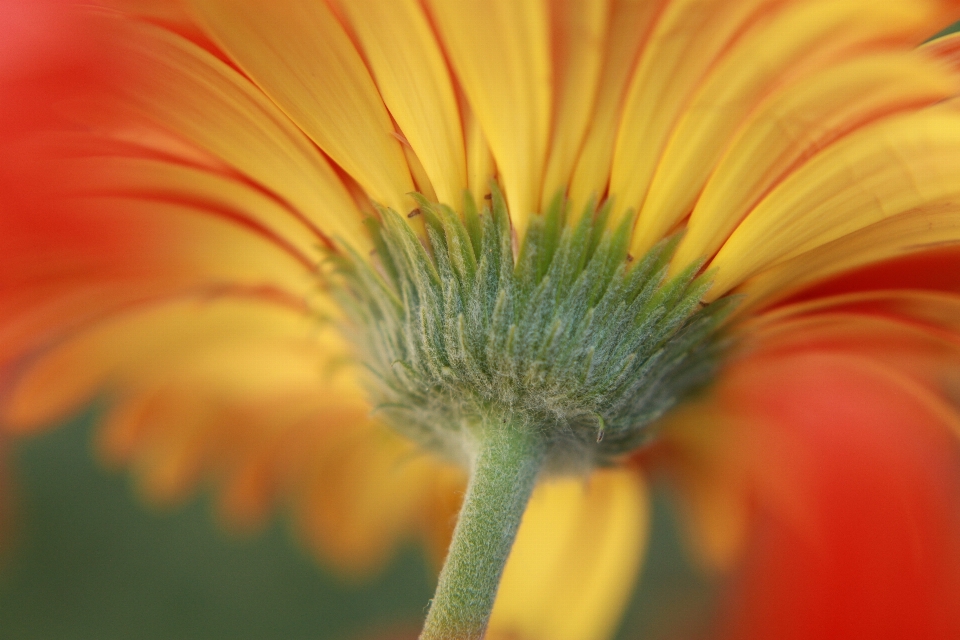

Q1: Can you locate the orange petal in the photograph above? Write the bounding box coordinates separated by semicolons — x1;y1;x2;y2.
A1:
294;425;446;576
921;29;960;73
103;364;365;509
2;295;320;430
185;0;414;215
64;156;326;260
654;403;755;573
0;184;318;411
100;15;369;251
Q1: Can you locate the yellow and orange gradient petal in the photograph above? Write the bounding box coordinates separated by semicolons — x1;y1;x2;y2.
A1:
4;1;960;638
652;294;960;637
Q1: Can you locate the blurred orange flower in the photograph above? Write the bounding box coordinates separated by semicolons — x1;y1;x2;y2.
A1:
3;1;960;638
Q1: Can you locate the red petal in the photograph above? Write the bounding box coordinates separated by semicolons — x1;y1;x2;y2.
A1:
785;246;960;304
717;352;960;640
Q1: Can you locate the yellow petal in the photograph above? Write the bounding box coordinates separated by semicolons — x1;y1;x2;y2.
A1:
93;326;369;519
674;50;960;271
567;0;666;220
65;156;326;260
81;196;315;294
3;295;319;429
186;0;415;214
462;92;496;204
428;0;551;238
101;17;368;252
737;205;960;312
489;469;649;640
633;0;946;255
539;0;610;211
708;104;960;299
399;137;439;204
609;0;776;231
338;0;466;208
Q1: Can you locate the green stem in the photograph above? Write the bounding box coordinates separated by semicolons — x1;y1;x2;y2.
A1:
420;421;544;640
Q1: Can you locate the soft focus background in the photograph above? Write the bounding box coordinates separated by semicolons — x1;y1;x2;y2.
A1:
0;409;715;640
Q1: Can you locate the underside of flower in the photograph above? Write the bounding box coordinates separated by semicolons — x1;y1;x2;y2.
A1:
334;185;734;638
337;186;735;473
9;1;960;639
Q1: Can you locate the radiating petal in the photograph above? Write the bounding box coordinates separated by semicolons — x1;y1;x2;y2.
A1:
675;51;960;271
0;189;319;396
748;289;960;343
97;0;194;24
781;246;960;303
709;105;960;299
461;93;496;205
735;205;960;310
657;291;960;575
99;15;368;251
1;295;317;430
96;0;219;56
742;308;960;414
65;156;326;260
488;469;648;640
567;0;666;220
1;276;444;577
539;0;609;210
186;0;415;215
98;343;357;507
76;196;315;292
84;309;441;576
609;0;778;230
634;0;949;255
428;0;551;238
338;0;466;208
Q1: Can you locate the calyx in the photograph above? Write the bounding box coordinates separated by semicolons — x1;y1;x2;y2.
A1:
336;186;734;473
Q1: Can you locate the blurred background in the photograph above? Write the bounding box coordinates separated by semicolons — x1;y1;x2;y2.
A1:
0;408;717;640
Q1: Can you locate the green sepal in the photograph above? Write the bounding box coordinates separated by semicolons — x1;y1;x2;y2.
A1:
335;187;735;470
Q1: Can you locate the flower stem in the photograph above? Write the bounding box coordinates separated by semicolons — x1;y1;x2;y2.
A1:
420;421;544;640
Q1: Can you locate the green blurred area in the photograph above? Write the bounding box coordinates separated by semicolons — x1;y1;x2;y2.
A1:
0;410;715;640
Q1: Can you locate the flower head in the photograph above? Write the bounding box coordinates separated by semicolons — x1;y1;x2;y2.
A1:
4;0;960;638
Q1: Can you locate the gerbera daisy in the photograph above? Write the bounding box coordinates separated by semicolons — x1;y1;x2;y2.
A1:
4;0;960;638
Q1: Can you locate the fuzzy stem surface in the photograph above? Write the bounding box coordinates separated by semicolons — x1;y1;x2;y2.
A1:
419;421;544;640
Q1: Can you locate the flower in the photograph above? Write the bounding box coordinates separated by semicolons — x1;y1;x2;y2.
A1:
4;0;960;638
